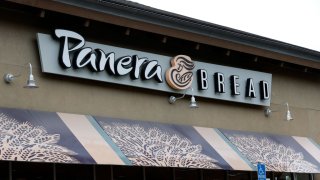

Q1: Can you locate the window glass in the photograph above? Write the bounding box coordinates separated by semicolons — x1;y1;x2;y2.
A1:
228;171;250;180
0;161;9;180
293;173;311;180
95;165;112;180
12;161;53;180
113;165;143;180
145;167;173;180
8;161;312;180
203;169;226;180
55;164;93;180
274;172;293;180
174;168;201;180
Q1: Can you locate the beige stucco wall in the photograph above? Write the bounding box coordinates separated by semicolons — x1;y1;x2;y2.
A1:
0;10;319;148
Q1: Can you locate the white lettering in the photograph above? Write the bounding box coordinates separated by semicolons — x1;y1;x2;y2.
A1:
55;29;85;68
230;75;240;95
246;78;256;98
197;69;208;90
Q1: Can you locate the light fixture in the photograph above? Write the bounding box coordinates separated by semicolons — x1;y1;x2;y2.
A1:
285;102;293;121
264;108;273;117
125;28;131;36
84;19;90;27
162;37;167;43
39;10;45;18
189;95;198;108
195;44;200;50
169;88;198;108
4;63;39;88
264;102;293;121
226;50;231;56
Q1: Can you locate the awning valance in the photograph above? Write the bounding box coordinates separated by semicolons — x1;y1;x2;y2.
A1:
0;107;319;173
220;129;320;173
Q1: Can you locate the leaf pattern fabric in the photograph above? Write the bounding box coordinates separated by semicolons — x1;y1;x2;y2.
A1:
101;122;221;169
227;135;318;173
0;113;78;163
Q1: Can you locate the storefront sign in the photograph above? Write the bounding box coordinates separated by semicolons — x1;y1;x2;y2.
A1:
37;29;272;106
165;55;195;90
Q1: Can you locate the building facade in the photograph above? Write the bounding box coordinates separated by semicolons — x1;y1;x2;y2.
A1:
0;0;320;180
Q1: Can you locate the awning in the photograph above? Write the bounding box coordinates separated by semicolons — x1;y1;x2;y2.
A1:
219;129;320;173
0;107;319;173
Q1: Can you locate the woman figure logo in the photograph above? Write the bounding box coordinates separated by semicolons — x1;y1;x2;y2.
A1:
165;55;195;90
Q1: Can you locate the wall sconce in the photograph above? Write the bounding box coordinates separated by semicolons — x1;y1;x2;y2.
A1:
125;28;131;36
162;37;167;43
169;88;198;108
264;102;293;121
84;19;90;27
285;103;294;121
226;50;231;56
195;44;200;50
4;63;39;88
39;10;45;18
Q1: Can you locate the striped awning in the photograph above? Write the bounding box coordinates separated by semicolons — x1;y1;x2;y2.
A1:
0;107;319;173
219;129;320;173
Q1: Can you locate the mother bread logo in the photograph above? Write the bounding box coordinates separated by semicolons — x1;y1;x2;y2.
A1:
166;55;195;90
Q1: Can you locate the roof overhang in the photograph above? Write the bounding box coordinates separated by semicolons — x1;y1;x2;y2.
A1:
7;0;320;69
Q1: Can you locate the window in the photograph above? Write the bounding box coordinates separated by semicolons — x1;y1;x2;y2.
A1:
293;173;313;180
227;170;250;180
274;172;294;180
112;165;143;180
95;165;112;180
0;161;9;180
203;169;226;180
174;168;201;180
55;164;93;180
12;161;53;180
0;161;315;180
145;167;173;180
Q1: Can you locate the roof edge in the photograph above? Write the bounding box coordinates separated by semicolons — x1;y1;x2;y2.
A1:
60;0;320;64
7;0;320;68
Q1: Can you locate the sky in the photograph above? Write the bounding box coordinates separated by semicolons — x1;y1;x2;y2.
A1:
131;0;320;52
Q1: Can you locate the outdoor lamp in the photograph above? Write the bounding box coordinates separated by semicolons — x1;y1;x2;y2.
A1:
169;88;198;108
4;63;39;88
285;102;293;121
264;102;293;121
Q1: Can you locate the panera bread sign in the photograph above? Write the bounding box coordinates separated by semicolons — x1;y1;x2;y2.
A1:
37;29;272;106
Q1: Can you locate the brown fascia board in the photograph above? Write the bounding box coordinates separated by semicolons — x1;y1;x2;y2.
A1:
7;0;320;69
